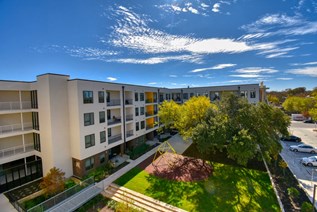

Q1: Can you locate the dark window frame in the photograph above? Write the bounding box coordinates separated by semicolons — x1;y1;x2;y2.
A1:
83;91;93;104
85;134;95;148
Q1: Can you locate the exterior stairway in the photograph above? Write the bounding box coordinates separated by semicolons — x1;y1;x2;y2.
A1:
103;183;186;212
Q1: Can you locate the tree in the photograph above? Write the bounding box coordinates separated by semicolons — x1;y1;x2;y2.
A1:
268;94;280;105
283;96;316;117
159;94;290;166
157;100;181;131
40;167;65;197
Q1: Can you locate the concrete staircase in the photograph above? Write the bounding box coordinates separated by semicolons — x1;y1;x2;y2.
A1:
104;183;186;212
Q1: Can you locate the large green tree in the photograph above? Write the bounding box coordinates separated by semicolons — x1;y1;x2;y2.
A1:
282;96;316;117
159;94;290;166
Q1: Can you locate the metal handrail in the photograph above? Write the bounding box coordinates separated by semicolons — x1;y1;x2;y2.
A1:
0;122;33;134
0;101;32;110
125;114;133;121
126;130;134;137
108;134;122;144
107;99;121;106
0;143;34;159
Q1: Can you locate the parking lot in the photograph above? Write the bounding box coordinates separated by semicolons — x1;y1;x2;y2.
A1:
280;121;317;204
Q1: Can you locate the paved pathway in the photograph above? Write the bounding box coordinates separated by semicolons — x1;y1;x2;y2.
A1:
0;194;16;212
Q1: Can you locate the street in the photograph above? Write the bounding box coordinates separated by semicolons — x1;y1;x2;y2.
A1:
280;121;317;207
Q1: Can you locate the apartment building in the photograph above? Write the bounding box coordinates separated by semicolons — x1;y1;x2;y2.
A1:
0;73;266;192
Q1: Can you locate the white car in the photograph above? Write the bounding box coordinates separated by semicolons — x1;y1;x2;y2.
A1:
289;144;317;154
301;156;317;166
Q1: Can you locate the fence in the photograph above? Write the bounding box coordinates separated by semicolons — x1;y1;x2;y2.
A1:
27;177;94;212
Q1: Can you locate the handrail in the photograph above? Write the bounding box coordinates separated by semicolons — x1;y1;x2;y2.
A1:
0;101;32;110
0;143;34;159
108;134;122;144
0;122;33;134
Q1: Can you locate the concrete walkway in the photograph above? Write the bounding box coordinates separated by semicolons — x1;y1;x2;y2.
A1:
0;194;16;212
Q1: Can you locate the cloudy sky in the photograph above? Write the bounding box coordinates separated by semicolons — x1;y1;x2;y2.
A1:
0;0;316;90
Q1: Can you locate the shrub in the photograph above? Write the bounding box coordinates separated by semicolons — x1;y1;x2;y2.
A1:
64;179;76;189
287;187;300;199
301;201;313;212
40;167;65;197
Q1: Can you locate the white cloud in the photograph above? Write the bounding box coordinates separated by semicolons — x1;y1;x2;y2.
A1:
191;63;236;72
230;74;265;78
107;77;117;81
287;66;317;77
107;54;203;64
290;61;317;66
148;82;157;85
188;7;199;14
265;52;293;58
212;3;220;12
201;3;209;8
111;6;258;56
234;67;278;74
241;13;317;37
276;78;293;80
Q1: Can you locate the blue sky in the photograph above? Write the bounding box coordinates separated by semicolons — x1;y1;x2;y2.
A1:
0;0;316;91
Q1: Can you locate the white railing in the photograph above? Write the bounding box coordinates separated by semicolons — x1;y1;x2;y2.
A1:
0;122;33;134
0;101;32;110
0;143;34;159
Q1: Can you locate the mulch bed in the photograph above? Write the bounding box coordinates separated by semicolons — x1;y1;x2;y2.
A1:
138;152;212;182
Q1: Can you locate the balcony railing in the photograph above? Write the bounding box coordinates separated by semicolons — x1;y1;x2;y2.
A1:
146;125;154;130
126;130;133;138
0;143;34;159
125;114;133;121
107;99;121;106
0;122;33;135
107;117;121;126
146;111;154;117
108;134;122;144
145;99;153;103
0;101;32;111
125;99;133;105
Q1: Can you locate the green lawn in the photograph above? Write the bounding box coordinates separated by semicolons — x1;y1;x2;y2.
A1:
115;162;279;212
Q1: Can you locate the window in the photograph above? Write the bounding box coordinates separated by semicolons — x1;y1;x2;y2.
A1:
141;121;145;129
99;153;105;164
84;113;94;126
106;92;110;103
183;93;188;100
107;110;111;120
140;107;144;115
85;157;94;171
241;91;248;98
100;131;106;143
108;128;112;137
98;91;104;103
136;122;139;131
190;93;194;98
85;134;95;148
135;107;139;116
83;91;93;104
250;91;256;98
140;93;144;101
99;111;105;123
135;92;139;101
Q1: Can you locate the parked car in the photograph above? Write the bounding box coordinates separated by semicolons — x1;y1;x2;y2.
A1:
301;156;317;166
303;119;315;124
281;135;302;142
289;144;317;153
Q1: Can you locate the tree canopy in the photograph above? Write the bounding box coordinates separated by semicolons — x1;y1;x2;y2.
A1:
159;94;290;166
282;96;316;117
40;167;65;197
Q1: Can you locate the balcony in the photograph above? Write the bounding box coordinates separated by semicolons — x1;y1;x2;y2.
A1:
145;99;153;104
125;114;133;121
0;101;32;111
107;99;121;107
146;124;154;130
125;99;133;105
0;143;34;159
107;117;121;126
108;134;122;144
126;130;134;138
0;122;33;135
146;111;154;117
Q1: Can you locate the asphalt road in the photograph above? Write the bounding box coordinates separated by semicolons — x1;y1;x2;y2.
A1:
280;121;317;204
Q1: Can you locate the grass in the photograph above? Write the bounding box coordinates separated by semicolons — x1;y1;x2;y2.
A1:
115;163;279;212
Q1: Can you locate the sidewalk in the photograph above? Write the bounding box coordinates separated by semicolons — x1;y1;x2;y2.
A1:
0;194;16;212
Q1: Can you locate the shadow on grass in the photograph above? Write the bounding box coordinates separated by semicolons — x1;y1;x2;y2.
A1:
144;162;279;212
114;167;143;186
